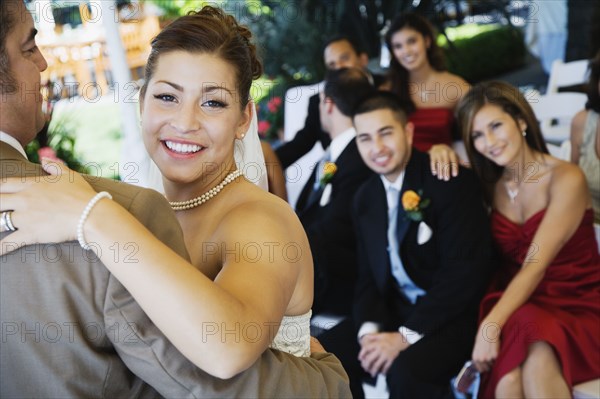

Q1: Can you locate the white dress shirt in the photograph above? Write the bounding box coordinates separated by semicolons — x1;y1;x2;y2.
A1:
329;127;356;163
357;172;424;345
0;131;28;159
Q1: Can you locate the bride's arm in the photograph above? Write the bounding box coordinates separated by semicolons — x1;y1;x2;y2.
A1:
88;198;305;377
0;163;305;379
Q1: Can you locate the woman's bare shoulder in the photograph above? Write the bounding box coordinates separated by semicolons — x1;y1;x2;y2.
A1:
222;184;305;239
548;156;586;191
438;71;469;87
434;71;470;106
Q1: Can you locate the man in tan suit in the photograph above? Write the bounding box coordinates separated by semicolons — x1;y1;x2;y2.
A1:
0;1;350;397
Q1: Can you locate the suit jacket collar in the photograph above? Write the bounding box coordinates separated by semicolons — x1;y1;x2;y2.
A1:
396;150;428;245
399;150;427;199
360;177;393;293
298;139;359;212
358;150;428;293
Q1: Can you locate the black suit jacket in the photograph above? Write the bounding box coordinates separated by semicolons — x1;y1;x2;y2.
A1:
296;139;373;315
352;150;495;335
276;73;386;169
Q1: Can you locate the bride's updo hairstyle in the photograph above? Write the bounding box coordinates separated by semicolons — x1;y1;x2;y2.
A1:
456;81;548;204
140;6;263;110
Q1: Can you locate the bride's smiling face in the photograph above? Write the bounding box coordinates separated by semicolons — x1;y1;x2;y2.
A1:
141;51;251;185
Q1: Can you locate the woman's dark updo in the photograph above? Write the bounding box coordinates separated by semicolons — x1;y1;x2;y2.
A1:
140;6;263;110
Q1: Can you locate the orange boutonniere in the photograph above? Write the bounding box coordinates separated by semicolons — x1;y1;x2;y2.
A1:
319;162;337;187
402;189;430;222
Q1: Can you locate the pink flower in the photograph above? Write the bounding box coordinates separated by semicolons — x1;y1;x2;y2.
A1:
37;146;62;163
258;120;271;134
267;96;282;113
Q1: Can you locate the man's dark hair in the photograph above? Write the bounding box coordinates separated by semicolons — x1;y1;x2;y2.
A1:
322;34;365;56
0;0;21;94
351;90;415;125
324;67;374;117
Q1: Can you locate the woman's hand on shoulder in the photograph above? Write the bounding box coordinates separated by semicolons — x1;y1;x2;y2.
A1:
428;144;459;180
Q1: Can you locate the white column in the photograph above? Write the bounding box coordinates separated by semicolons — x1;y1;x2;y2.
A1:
99;0;146;185
34;0;56;37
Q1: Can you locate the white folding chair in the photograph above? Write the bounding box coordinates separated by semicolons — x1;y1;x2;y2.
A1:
528;93;587;143
282;82;324;209
283;82;321;141
546;140;571;161
546;59;589;94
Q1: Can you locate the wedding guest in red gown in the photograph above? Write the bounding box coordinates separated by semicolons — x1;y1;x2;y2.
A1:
456;81;600;398
382;13;470;155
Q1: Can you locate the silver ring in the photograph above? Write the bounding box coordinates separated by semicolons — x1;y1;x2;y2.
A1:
0;211;17;233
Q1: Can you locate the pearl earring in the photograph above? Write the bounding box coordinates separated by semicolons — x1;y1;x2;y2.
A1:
522;130;527;137
241;133;246;139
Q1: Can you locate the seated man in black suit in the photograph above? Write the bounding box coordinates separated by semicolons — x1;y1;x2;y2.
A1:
351;91;496;398
296;67;375;398
275;35;385;169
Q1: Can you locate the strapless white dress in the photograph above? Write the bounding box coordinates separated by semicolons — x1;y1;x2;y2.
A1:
269;310;312;357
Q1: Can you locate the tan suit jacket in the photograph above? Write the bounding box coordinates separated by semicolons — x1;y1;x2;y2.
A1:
0;142;350;398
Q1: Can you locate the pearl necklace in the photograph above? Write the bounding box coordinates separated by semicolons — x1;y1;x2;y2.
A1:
169;170;243;211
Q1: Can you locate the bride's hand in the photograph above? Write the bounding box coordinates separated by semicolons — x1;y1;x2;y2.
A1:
0;159;98;255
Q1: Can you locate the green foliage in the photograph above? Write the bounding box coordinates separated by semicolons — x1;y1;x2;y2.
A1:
25;118;89;174
240;1;330;84
443;25;527;83
255;76;286;141
144;0;224;18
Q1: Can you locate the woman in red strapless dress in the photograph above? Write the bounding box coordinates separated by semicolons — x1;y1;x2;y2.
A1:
382;13;470;153
457;81;600;398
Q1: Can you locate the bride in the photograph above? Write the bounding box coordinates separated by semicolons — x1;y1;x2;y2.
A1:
1;6;314;377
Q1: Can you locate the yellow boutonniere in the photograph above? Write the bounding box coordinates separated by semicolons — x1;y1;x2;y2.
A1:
319;162;337;187
402;189;430;222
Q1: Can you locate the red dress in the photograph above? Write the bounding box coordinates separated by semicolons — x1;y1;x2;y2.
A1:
408;107;454;152
478;208;600;398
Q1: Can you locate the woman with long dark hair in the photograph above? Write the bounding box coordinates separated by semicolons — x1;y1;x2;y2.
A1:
384;13;469;153
457;81;600;398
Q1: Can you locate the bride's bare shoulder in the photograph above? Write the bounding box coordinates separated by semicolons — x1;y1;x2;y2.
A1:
223;182;305;237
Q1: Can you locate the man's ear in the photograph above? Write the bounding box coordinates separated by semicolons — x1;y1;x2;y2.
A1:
359;52;369;68
236;101;253;139
325;96;335;114
405;121;415;147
